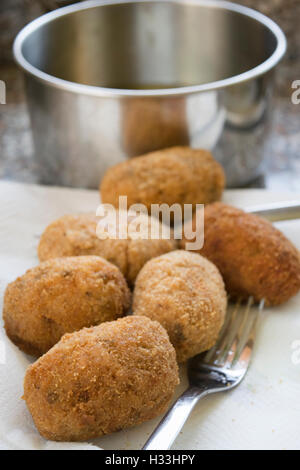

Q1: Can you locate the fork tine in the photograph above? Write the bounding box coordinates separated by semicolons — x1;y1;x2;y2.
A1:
232;298;264;368
212;298;247;366
221;297;254;367
203;297;234;363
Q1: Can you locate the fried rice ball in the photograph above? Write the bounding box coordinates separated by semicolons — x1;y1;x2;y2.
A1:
23;315;179;442
100;146;225;211
3;256;131;356
181;202;300;306
38;212;177;285
133;250;227;362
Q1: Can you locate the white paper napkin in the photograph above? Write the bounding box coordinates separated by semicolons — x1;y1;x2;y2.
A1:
0;181;299;450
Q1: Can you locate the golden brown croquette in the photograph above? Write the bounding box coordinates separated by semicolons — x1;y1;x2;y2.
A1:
100;146;225;211
38;213;177;285
181;202;300;306
133;250;227;362
3;256;131;356
23;316;179;442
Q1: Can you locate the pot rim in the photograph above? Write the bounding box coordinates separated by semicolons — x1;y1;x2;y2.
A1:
13;0;287;98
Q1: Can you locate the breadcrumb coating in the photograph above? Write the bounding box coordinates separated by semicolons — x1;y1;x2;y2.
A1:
23;316;179;442
100;146;225;210
3;256;131;356
133;250;227;362
181;202;300;306
38;213;177;285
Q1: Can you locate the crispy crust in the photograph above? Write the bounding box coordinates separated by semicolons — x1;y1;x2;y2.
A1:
3;256;131;356
100;146;225;210
38;213;177;285
23;316;179;441
181;202;300;306
132;250;227;362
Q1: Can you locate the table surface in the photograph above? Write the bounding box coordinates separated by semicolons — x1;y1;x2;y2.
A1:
0;181;299;450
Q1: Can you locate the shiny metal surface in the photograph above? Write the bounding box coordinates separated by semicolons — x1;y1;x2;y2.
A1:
14;0;286;188
246;200;300;222
143;298;264;450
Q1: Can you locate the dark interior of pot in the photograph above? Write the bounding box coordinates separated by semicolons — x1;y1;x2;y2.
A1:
21;1;278;89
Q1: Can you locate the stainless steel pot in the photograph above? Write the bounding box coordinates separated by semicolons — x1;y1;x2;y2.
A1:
13;0;286;188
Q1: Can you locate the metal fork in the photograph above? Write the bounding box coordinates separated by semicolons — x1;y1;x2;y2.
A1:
142;297;264;450
245;201;300;222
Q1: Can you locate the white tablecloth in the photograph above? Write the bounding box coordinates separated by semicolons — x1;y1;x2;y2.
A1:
0;181;299;450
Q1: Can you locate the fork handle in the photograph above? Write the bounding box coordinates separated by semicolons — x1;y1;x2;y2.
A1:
142;386;208;450
246;201;300;222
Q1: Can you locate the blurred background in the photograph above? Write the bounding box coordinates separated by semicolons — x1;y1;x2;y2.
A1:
0;0;299;190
